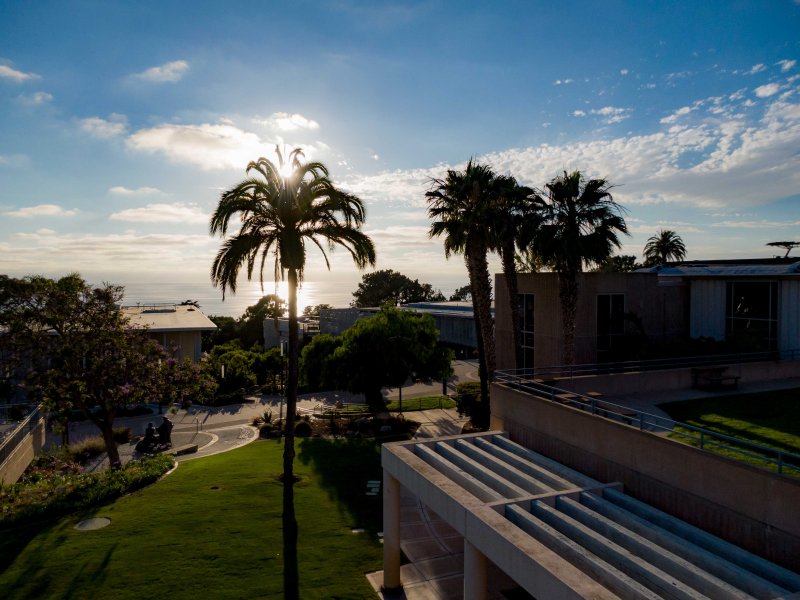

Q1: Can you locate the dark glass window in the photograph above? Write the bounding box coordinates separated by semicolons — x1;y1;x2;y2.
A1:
597;294;625;361
517;294;535;369
726;281;778;350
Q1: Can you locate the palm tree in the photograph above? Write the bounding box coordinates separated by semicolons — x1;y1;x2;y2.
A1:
210;147;375;599
531;171;628;366
643;229;687;265
427;160;497;420
491;175;539;369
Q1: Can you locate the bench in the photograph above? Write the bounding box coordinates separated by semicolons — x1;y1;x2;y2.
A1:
691;367;740;391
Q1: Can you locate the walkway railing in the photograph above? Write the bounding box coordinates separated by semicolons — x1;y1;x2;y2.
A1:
503;349;798;381
494;372;800;476
0;405;43;468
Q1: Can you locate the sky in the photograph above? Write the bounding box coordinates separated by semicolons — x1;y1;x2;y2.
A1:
1;0;799;308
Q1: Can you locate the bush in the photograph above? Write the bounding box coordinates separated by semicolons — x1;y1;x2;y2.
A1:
113;427;132;444
67;436;107;464
455;381;488;430
295;421;313;437
1;454;174;528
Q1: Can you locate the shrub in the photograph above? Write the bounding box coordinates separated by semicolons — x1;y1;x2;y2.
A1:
1;454;174;528
67;436;107;464
113;427;132;444
455;381;488;430
295;421;313;437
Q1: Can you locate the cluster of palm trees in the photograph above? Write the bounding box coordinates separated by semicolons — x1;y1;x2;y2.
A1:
427;163;629;411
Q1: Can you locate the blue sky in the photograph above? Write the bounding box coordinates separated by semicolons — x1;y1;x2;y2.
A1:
1;0;799;301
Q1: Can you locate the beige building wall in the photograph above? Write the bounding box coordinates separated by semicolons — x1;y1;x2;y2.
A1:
146;331;203;362
496;272;688;370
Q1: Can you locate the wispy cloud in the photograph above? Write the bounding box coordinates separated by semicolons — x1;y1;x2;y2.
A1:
620;68;630;76
747;63;766;75
591;106;631;124
255;112;320;131
572;110;586;117
777;59;797;72
553;79;574;85
132;60;189;83
109;186;164;196
110;202;207;224
4;204;78;218
0;64;40;82
80;114;128;138
17;91;53;106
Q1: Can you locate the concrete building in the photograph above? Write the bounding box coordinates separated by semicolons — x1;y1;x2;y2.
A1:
496;258;800;371
121;303;216;362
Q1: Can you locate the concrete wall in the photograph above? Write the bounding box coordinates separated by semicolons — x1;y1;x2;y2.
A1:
490;383;800;571
496;272;688;370
0;417;45;485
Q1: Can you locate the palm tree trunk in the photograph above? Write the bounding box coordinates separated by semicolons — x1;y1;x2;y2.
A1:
466;240;495;425
283;267;300;600
501;240;521;369
559;271;579;366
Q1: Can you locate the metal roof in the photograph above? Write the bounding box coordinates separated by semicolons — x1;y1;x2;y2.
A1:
637;262;800;278
121;304;217;332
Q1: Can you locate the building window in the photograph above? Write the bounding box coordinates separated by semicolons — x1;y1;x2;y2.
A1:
518;294;534;370
597;294;625;362
726;281;778;350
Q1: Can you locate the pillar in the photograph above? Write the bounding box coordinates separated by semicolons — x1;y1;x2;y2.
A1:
464;540;488;600
383;471;402;590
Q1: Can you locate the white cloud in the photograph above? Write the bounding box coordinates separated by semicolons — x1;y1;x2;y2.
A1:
4;204;78;218
0;64;40;82
591;106;631;124
80;114;128;138
620;69;629;76
754;83;781;98
572;110;586;117
109;186;164;196
110;202;208;224
372;154;380;161
660;105;695;124
132;60;189;82
256;112;320;131
17;91;53;106
777;59;797;72
748;63;766;75
553;79;574;85
126;121;327;171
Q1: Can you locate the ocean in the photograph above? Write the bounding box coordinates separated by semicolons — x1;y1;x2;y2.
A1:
119;279;356;318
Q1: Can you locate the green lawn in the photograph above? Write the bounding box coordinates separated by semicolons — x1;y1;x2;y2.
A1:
386;394;454;412
0;438;384;599
659;388;800;477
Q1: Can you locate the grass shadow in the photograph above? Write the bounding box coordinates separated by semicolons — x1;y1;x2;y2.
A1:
297;438;382;534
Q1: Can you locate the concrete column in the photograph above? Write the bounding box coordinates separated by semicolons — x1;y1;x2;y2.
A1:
383;472;402;590
464;540;488;600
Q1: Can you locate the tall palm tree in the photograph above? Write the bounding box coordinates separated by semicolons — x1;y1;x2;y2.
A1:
427;160;497;419
531;171;628;366
643;229;687;264
210;147;375;599
491;175;539;369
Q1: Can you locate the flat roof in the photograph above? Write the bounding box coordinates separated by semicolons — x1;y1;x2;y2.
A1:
383;432;800;598
121;304;217;332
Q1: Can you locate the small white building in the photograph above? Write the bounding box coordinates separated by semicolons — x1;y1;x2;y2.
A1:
122;303;216;362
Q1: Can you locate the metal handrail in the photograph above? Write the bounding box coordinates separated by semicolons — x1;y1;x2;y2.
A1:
494;372;800;476
0;405;43;468
502;349;796;381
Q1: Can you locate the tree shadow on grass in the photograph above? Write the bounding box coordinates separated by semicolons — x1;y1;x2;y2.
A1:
297;438;382;534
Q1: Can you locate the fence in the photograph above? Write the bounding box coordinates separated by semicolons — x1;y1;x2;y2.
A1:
494;372;800;476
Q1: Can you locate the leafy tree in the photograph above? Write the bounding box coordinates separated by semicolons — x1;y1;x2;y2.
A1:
326;308;452;411
643;229;687;265
531;171;628;365
351;269;445;307
0;274;210;469
591;254;642;272
299;334;342;392
766;241;800;258
449;284;471;302
302;303;333;319
238;293;286;348
427;160;497;415
209;147;375;599
202;315;238;351
515;247;550;273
